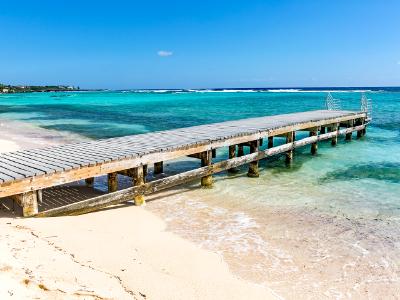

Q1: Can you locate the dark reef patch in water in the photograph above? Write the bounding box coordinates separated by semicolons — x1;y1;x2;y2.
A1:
0;103;207;138
320;162;400;184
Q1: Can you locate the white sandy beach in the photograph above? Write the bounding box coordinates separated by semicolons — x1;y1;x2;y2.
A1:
0;121;277;299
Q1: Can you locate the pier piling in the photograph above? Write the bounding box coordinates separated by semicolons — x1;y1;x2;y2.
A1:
12;191;38;217
237;144;244;157
85;177;94;188
133;166;145;205
268;136;274;148
201;150;213;187
346;120;354;141
286;132;294;164
143;165;148;182
331;123;338;146
108;172;118;192
228;145;239;173
357;118;366;138
310;128;318;155
154;161;164;175
247;140;260;177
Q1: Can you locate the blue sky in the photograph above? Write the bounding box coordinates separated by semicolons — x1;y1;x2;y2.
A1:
1;0;399;89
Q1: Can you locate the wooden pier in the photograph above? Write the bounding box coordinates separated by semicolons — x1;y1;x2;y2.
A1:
0;110;367;217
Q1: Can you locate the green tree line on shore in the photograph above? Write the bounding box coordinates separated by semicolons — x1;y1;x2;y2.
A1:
0;84;80;93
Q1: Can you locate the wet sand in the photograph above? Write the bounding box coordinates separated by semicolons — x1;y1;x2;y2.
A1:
0;118;86;152
146;179;400;299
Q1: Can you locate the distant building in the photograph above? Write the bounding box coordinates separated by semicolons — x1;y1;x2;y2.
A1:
2;88;9;93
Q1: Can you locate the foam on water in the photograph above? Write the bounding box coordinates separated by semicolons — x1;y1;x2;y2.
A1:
267;89;302;92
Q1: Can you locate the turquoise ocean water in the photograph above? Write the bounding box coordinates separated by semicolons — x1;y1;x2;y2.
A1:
0;88;399;298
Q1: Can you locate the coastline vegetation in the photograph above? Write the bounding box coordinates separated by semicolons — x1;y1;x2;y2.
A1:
0;83;80;93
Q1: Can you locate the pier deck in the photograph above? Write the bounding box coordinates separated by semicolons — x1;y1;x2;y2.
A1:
0;110;367;217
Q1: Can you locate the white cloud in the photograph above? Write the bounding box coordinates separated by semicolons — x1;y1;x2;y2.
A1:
157;50;173;57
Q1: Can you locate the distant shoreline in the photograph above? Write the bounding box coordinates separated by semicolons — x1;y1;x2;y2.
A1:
1;85;399;95
0;84;91;94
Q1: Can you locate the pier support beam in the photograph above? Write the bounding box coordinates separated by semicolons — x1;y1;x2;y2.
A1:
346;120;354;141
85;177;94;188
247;140;260;177
133;166;145;205
154;161;164;175
228;145;239;173
37;189;43;204
268;136;273;148
143;165;148;183
357;118;365;138
310;128;318;155
13;191;38;217
201;150;213;187
331;123;338;146
108;172;118;192
237;144;244;157
285;132;294;164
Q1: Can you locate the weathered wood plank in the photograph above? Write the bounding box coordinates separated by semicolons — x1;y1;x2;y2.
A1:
16;150;82;169
0;157;45;177
49;145;114;162
0;166;26;180
9;151;77;170
3;153;62;173
30;148;98;166
0;171;15;182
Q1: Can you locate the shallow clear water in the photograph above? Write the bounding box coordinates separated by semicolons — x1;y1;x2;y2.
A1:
1;89;399;298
